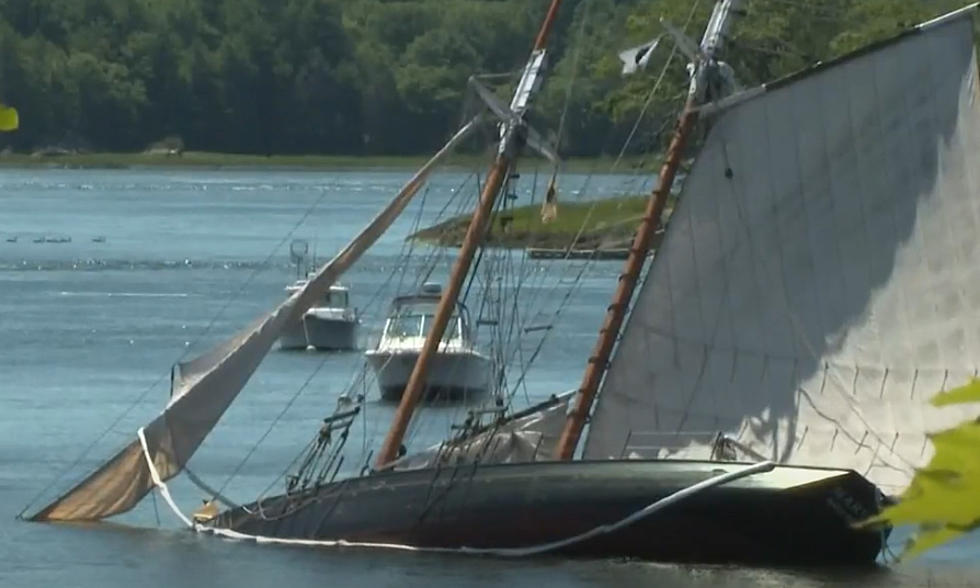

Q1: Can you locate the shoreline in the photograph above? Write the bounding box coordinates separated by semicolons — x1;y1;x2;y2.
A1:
0;151;657;173
409;195;670;250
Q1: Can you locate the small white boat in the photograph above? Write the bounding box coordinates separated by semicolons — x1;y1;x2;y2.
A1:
278;280;359;351
278;279;309;350
365;283;491;401
304;284;358;350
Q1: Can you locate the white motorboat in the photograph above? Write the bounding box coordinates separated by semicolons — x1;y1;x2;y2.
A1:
278;279;359;351
365;283;491;401
278;279;309;350
304;284;358;351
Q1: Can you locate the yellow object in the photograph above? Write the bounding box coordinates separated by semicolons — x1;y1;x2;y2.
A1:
0;104;19;132
859;379;980;560
540;173;558;224
192;499;219;523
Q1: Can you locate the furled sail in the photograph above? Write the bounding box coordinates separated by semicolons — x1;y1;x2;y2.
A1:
392;393;572;470
30;119;481;521
583;12;980;494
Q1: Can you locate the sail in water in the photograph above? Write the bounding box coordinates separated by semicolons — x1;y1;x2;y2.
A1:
582;9;980;494
28;118;481;521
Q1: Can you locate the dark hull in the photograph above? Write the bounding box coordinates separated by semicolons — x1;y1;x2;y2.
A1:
211;459;886;565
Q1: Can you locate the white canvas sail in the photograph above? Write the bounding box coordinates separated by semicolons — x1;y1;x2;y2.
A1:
31;119;480;521
583;13;980;494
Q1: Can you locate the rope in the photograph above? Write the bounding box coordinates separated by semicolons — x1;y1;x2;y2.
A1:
137;427;192;528
550;0;590;165
215;346;334;497
615;0;702;170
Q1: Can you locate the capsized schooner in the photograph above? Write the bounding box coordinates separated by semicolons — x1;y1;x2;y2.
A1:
27;0;980;566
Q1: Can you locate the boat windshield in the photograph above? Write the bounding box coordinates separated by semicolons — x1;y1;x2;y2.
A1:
324;289;348;308
387;314;424;338
422;315;461;341
385;313;462;341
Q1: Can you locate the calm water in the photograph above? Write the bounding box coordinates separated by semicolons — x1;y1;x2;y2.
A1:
1;168;976;587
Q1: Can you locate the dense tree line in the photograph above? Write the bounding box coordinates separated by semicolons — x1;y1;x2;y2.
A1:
0;0;971;156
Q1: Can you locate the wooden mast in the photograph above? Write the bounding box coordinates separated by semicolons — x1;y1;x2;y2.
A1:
375;0;565;468
553;0;743;460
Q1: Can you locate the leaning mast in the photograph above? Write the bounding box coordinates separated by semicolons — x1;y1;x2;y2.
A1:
375;0;565;468
554;0;743;459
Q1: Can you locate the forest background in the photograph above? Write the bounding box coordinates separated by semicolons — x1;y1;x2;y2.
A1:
0;0;974;157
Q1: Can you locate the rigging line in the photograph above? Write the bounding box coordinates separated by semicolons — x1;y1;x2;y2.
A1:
748;0;845;19
306;179;444;473
612;0;701;171
183;466;241;509
552;0;590;158
548;1;697;275
496;181;538;403
394;180;486;453
508;174;605;346
502;206;624;413
503;252;595;410
489;3;706;437
342;174;478;454
351;173;476;366
728;38;812;59
17;177;339;518
487;183;605;410
393;184;431;296
254;438;320;505
346;177;459;338
216;348;334;497
493;175;583;333
404;207;500;453
416;174;481;288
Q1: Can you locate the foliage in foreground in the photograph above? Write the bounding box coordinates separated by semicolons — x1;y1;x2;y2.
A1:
861;379;980;560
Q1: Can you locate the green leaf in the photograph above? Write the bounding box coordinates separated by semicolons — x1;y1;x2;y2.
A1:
931;378;980;407
859;386;980;559
0;103;18;132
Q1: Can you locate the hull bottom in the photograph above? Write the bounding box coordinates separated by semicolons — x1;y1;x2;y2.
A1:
210;459;886;565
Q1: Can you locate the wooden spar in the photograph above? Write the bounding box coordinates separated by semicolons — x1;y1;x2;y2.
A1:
552;106;698;461
375;159;509;467
553;0;742;460
532;0;562;51
375;0;565;468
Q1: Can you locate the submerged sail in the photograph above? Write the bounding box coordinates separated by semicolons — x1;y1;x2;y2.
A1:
31;120;480;521
584;14;980;493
